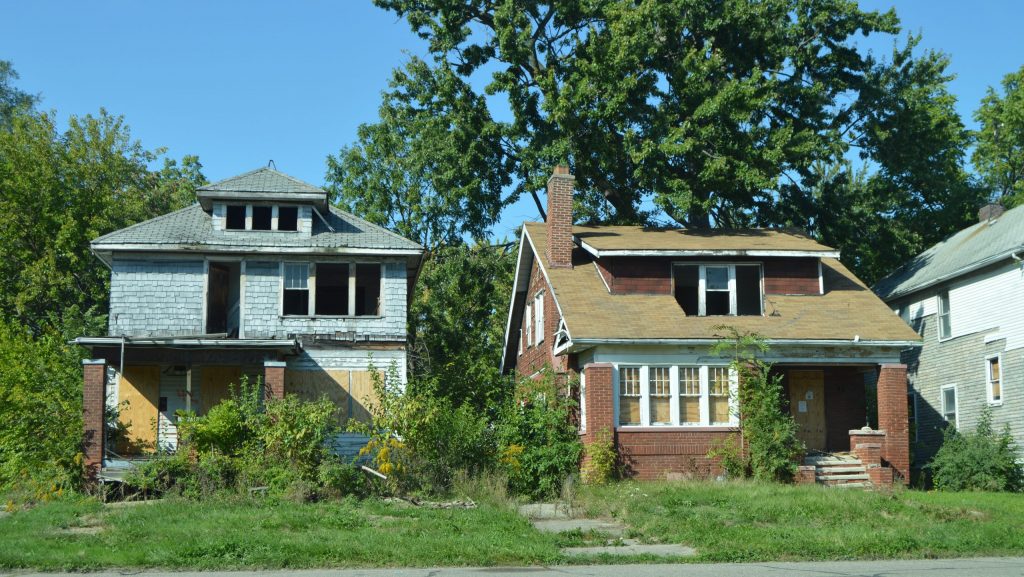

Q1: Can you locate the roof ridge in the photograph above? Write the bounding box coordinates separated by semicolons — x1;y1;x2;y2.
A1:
198;167;325;193
327;204;423;249
262;167;326;193
197;167;265;191
91;204;202;244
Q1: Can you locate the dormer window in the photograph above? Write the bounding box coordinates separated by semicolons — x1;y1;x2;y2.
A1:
673;263;763;316
278;206;298;231
252;206;272;230
222;204;301;232
226;205;246;230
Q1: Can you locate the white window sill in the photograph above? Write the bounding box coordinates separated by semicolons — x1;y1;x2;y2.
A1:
988;401;1003;407
279;315;384;320
617;425;740;432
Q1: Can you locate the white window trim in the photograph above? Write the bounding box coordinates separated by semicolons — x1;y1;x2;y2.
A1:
223;203;301;232
579;372;587;433
525;302;533;347
940;384;959;428
673;262;764;317
614;363;738;428
986;354;1004;406
534;291;545;344
937;291;952;341
279;261;384;318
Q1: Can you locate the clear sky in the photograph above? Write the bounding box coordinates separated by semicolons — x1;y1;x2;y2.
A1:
3;1;1023;240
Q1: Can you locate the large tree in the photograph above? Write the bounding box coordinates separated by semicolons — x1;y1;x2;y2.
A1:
0;60;38;128
350;0;980;283
973;64;1024;208
0;107;205;335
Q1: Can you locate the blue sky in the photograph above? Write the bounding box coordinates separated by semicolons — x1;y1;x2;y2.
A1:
3;1;1023;240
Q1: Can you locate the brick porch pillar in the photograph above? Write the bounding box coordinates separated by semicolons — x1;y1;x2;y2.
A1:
877;363;910;484
263;361;286;400
581;362;616;475
82;359;107;478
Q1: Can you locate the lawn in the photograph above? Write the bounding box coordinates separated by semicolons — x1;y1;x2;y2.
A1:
1;481;1023;570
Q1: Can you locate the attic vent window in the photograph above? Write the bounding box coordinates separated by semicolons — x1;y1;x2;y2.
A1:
278;206;298;231
673;263;763;316
252;206;273;230
226;205;246;230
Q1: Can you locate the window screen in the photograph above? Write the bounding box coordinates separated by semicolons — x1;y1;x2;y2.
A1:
282;263;309;315
226;205;246;230
277;206;298;231
735;265;762;315
673;265;699;315
252;206;272;230
315;263;349;315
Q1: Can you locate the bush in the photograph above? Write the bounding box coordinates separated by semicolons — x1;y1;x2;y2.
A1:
930;408;1023;492
494;368;582;499
709;327;804;482
581;428;617;485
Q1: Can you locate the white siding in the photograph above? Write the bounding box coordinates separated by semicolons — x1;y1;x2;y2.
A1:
948;262;1024;351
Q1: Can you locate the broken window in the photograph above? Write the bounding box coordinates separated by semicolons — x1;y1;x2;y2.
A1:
226;205;246;230
252;206;272;230
277;206;298;231
355;264;382;316
674;265;699;315
283;263;309;315
315;263;349;315
672;263;762;316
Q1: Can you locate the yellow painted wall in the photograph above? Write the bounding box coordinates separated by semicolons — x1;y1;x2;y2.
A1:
117;365;160;454
285;369;380;425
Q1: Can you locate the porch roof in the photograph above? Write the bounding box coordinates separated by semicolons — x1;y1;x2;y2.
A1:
72;336;300;352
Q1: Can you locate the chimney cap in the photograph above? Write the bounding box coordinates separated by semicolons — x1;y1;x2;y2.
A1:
553;164;571;176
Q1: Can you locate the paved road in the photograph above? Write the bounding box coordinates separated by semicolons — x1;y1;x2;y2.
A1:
5;558;1024;577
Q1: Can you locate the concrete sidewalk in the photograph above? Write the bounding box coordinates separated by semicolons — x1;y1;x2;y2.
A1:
4;557;1024;577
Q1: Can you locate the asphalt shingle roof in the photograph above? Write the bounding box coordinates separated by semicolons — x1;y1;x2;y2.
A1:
92;204;422;252
197;167;325;194
874;204;1024;300
575;225;837;254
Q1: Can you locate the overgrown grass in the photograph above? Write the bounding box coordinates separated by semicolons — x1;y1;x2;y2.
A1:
574;480;1024;562
0;495;559;571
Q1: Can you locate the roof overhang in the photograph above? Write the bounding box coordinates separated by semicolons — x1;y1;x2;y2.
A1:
564;337;920;352
90;243;424;267
197;190;328;211
72;336;300;352
876;246;1024;301
578;240;841;259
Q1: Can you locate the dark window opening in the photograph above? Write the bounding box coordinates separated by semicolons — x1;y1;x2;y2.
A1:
315;263;349;315
252;206;272;230
226;205;246;230
205;262;241;337
673;265;699;315
355;264;382;316
705;266;730;315
283;291;309;315
705;291;730;315
735;265;762;315
277;206;298;231
283;263;309;315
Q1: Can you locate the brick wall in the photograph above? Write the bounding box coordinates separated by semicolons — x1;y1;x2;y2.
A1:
264;361;286;399
822;367;870;451
763;257;820;295
616;429;737;480
878;363;910;483
82;360;107;478
602;258;672;294
516;260;566;375
546;166;574;269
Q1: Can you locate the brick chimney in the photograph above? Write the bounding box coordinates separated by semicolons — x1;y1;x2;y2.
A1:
546;165;575;268
979;202;1005;222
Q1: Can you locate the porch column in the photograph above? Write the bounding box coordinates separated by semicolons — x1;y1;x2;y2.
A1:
82;359;107;478
263;360;286;400
877;363;910;484
581;362;615;479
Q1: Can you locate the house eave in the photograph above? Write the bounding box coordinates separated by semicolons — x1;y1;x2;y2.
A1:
577;240;840;260
566;337;921;350
90;243;424;258
876;246;1024;302
197;190;328;211
72;336;300;352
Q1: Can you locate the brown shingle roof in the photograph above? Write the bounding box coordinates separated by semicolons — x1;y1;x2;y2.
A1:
526;222;919;343
575;225;837;254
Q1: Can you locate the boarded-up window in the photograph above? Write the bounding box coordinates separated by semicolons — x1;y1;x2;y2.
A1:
315;263;349;315
277;206;298;231
252;206;272;230
649;367;672;425
283;263;309;315
355;264;382;316
988;356;1002;403
709;367;731;424
226;205;246;230
679;366;701;424
618;367;641;426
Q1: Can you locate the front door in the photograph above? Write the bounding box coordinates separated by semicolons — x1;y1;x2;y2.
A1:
789;370;826;451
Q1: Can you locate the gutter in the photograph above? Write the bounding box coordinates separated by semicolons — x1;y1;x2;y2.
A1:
878;245;1024;301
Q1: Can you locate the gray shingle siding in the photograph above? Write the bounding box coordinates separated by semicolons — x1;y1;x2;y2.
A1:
108;260;205;337
903;314;1023;466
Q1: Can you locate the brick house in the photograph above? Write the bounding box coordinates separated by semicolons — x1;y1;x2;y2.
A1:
76;167;423;478
875;202;1024;470
501;166;921;486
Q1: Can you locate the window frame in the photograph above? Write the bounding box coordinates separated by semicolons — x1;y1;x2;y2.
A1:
525;302;533;347
937;291;952;340
534;291;545;344
222;204;302;232
579;371;587;433
986;354;1003;406
614;363;737;428
279;261;384;318
281;262;311;316
672;262;764;317
940;384;958;428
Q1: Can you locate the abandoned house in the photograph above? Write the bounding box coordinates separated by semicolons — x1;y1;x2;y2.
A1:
875;202;1024;469
76;167;423;478
502;166;922;487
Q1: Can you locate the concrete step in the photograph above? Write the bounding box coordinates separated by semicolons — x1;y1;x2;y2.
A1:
816;473;870;482
814;466;866;474
805;457;862;466
829;481;872;489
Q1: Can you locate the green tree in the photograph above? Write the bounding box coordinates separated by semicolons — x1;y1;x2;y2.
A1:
326;58;512;250
973;65;1024;208
409;242;516;410
0;108;205;335
0;60;38;128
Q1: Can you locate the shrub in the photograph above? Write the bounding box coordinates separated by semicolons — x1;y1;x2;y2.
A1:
178;376;261;456
709;327;804;482
494;368;582;499
317;458;369;499
581;428;617;485
930;408;1023;492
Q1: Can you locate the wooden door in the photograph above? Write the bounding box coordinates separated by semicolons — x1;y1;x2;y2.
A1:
788;370;826;451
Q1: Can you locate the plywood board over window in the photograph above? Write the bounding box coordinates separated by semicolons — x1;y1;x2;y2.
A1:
285;369;382;426
200;366;243;415
618;367;642;426
117;365;160;454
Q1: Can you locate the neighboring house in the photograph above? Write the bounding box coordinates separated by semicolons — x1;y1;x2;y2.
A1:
501;166;921;485
76;167;423;477
875;203;1024;467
